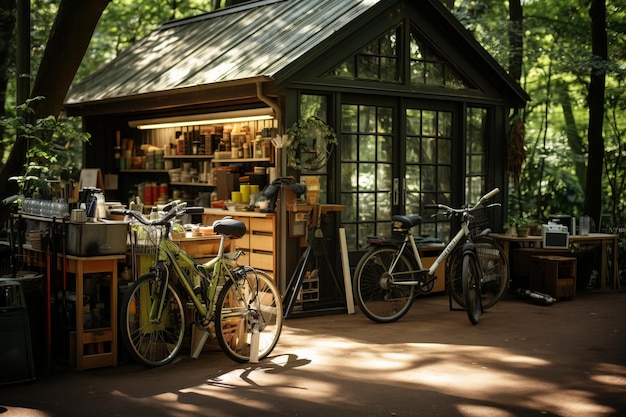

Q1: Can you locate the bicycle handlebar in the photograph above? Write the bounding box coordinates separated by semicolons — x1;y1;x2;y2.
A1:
110;200;205;226
425;188;501;215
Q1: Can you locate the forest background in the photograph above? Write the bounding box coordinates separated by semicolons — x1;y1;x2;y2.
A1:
0;0;624;282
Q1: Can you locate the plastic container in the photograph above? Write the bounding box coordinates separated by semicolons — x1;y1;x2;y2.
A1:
0;279;35;385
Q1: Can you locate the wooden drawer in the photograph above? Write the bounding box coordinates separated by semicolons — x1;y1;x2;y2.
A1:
231;235;250;251
251;217;275;233
250;250;274;271
250;233;273;249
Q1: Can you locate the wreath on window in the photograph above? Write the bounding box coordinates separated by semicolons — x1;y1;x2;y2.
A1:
286;117;338;171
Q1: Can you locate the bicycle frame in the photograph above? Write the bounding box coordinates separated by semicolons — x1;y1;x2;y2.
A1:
385;215;473;288
151;231;246;321
377;187;501;288
426;217;473;277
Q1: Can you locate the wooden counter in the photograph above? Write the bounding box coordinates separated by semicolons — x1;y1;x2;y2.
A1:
491;233;619;289
202;209;277;276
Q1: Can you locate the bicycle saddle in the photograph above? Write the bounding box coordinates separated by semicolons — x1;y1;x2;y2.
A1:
213;217;247;238
391;215;422;230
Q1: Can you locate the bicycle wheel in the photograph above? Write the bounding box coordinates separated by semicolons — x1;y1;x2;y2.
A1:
120;272;185;367
215;267;283;363
445;248;465;308
473;236;509;309
446;237;509;310
353;245;415;323
462;253;482;325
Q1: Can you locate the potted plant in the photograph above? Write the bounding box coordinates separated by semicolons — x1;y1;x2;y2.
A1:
286;117;337;171
506;216;533;237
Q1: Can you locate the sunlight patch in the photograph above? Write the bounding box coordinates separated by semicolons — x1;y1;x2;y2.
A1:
456;404;516;417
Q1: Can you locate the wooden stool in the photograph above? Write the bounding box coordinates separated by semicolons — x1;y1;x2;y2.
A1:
529;255;577;300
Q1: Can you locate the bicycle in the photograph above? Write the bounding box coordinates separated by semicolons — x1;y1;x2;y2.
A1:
112;201;283;366
353;188;509;325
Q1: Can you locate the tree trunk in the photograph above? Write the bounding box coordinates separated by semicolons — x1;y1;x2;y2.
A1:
0;0;110;214
555;80;586;187
0;0;16;139
508;0;523;84
30;0;111;118
584;0;607;226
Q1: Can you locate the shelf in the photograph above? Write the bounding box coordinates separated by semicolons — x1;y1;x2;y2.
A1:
119;169;170;173
170;182;215;187
163;154;214;159
212;157;271;163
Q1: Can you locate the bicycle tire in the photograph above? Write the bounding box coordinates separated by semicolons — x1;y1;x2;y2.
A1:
353;245;415;323
446;248;465;308
473;236;509;308
446;236;509;310
462;253;482;324
120;272;185;367
215;267;283;363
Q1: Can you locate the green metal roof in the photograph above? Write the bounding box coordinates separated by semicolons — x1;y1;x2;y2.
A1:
65;0;382;106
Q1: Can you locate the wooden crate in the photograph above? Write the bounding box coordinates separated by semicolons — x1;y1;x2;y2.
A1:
529;255;577;300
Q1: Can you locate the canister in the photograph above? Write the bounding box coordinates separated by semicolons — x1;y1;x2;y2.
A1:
239;184;250;203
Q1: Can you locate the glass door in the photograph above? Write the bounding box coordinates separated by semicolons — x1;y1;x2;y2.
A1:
404;107;454;240
339;100;460;251
339;103;396;251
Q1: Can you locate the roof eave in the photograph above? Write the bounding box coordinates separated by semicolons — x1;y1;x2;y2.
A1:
64;76;275;117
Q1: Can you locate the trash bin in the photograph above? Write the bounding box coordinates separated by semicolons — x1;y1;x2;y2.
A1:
0;278;35;385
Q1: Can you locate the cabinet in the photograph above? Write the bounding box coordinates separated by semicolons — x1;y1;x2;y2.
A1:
529;255;577;299
202;210;276;276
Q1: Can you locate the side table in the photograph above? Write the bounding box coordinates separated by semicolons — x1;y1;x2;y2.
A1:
62;254;125;370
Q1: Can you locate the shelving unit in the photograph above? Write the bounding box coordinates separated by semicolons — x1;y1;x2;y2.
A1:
64;254;125;370
115;117;277;208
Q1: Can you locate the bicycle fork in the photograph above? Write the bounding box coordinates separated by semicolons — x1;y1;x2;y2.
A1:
147;263;172;324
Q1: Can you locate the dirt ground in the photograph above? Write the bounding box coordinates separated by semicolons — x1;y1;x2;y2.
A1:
1;289;625;417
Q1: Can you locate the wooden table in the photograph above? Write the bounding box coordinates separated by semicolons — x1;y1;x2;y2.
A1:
62;254;125;370
491;233;619;289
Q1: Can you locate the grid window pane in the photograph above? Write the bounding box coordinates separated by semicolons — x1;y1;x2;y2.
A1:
340;103;395;245
405;108;453;239
465;107;487;202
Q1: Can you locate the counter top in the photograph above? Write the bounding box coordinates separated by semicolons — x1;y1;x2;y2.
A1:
202;208;276;218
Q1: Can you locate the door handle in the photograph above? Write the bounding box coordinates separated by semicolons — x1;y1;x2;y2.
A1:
393;178;399;205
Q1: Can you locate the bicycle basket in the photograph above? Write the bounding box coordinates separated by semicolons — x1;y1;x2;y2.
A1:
129;223;164;255
469;207;490;237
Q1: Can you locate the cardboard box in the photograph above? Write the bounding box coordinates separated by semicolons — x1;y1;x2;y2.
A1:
66;221;127;256
216;172;240;200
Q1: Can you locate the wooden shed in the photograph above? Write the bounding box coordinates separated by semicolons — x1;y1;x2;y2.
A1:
65;0;528;307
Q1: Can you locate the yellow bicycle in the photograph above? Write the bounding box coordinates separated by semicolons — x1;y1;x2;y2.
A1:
113;201;283;366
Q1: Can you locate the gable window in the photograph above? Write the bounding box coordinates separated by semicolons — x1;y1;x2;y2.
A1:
325;22;474;91
409;30;468;89
325;26;401;83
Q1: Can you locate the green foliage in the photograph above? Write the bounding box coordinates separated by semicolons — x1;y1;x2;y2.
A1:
1;97;90;198
80;0;214;80
451;0;626;230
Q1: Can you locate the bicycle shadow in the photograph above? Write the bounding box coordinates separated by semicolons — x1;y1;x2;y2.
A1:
203;353;312;388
